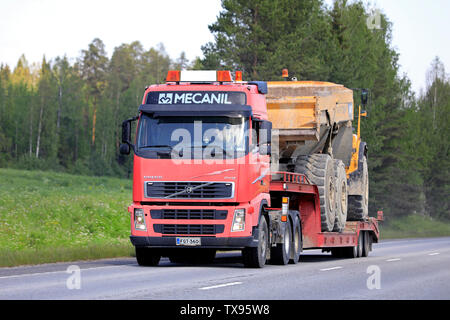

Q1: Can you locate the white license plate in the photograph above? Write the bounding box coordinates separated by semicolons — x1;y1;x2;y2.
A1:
176;237;201;246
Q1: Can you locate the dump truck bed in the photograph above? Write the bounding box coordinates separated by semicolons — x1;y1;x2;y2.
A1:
266;81;354;142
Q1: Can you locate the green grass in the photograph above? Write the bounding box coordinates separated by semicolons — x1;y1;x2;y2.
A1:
380;214;450;239
0;168;134;267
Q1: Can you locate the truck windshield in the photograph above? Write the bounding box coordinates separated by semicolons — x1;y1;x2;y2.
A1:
137;114;249;159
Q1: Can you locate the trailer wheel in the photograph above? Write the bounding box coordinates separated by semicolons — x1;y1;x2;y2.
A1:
362;231;371;257
135;247;161;266
290;217;302;264
342;246;358;259
348;156;369;221
295;154;336;232
271;219;292;265
357;232;364;258
242;216;269;268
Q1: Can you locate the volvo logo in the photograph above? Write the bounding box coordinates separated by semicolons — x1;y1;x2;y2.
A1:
185;186;194;194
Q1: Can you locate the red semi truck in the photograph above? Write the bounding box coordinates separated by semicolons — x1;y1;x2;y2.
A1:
120;70;381;268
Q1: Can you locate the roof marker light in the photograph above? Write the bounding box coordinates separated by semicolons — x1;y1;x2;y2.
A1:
235;71;243;82
165;70;236;83
166;70;180;82
217;70;233;82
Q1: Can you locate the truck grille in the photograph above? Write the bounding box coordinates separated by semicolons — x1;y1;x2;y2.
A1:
145;182;233;199
150;209;228;220
153;224;225;235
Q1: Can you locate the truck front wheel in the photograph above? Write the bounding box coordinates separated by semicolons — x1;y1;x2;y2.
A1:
135;247;161;266
242;216;269;268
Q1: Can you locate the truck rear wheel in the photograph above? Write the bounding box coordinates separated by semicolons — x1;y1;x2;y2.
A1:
295;154;336;232
135;247;161;266
333;160;348;232
290;217;302;264
242;216;269;268
348;156;369;221
270;219;292;265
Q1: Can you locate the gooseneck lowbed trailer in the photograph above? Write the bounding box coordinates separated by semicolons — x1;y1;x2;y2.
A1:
123;70;381;268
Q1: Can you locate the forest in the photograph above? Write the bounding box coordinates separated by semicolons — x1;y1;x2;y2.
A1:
0;0;448;222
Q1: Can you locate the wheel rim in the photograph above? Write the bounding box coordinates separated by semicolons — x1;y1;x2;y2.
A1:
364;176;369;208
260;227;266;259
294;226;300;254
284;227;291;257
341;181;347;214
328;179;335;212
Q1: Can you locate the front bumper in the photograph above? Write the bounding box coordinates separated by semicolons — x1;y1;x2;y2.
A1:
130;235;258;249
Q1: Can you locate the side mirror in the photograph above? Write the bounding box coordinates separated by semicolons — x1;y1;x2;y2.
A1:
361;110;368;118
361;89;369;107
120;143;130;155
120;115;138;155
122;120;131;144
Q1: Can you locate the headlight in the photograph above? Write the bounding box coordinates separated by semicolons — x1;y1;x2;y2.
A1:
231;209;246;232
134;208;147;231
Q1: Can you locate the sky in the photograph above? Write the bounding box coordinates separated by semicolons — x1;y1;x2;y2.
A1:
0;0;449;95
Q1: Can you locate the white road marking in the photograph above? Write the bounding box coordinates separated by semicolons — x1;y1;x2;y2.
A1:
199;282;243;290
320;266;343;271
428;252;440;256
0;265;129;280
386;258;401;262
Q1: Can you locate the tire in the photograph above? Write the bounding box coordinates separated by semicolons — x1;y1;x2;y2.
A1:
356;232;363;258
333;160;348;232
135;247;161;266
271;218;292;265
348;156;369;221
290;217;302;264
295;154;336;232
361;231;371;257
242;216;269;268
342;246;358;259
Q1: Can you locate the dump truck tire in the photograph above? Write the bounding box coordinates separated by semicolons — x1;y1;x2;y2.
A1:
333;160;348;232
295;154;336;232
348;156;369;221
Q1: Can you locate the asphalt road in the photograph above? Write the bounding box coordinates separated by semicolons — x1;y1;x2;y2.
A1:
0;237;449;300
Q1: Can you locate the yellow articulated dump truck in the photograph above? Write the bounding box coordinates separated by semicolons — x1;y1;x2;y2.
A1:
267;74;369;233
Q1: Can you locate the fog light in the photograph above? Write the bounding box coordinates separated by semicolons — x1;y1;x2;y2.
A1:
134;208;147;231
231;209;246;232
